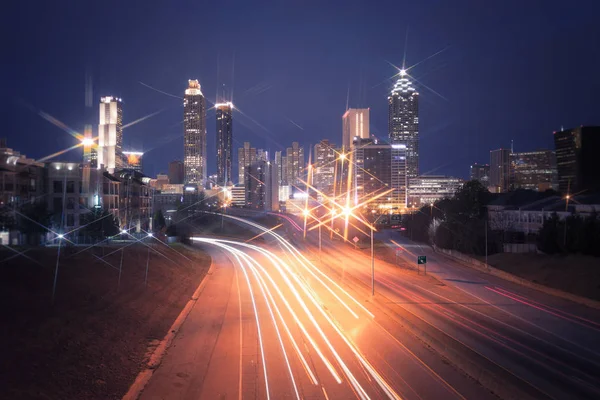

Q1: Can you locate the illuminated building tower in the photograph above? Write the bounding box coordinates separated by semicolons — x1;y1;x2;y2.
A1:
238;142;257;184
123;151;143;173
313;139;336;194
98;96;123;172
342;108;370;150
353;138;392;207
286;142;304;186
510;150;557;191
215;102;233;186
470;163;490;184
388;69;419;180
490;148;511;193
183;79;207;186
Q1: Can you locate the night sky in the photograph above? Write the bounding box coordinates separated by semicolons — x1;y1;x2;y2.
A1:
5;0;600;179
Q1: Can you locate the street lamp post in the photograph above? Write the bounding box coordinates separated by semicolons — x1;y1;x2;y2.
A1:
371;226;374;296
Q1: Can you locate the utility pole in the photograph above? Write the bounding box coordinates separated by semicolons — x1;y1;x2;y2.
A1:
485;219;488;268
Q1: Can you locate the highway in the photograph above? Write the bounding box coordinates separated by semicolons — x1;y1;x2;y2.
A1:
279;213;600;400
139;214;495;400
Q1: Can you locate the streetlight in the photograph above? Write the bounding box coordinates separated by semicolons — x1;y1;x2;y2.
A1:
344;208;376;296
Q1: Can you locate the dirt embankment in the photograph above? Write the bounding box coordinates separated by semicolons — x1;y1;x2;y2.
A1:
485;253;600;301
0;243;210;400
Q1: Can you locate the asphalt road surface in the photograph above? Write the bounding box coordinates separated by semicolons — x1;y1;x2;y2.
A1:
139;214;496;400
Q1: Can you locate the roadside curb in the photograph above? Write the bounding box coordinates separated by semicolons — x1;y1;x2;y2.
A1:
432;246;600;311
122;252;215;400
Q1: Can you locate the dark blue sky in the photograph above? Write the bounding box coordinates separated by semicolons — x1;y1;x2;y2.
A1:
4;0;599;179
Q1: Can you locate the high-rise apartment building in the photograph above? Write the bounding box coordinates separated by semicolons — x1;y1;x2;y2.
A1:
388;70;419;180
168;160;184;184
274;151;283;185
313;140;336;193
342;108;370;150
286;142;304;187
470;163;490;184
98;96;123;172
510;150;557;192
553;126;600;195
183;80;207;186
353;138;392;207
238;142;257;184
490;148;511;193
215;102;233;185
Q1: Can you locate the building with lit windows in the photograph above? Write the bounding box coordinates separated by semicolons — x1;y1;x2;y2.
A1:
238;142;257;184
510;150;557;192
245;160;278;211
353;138;392;207
388;70;419;180
286;142;304;186
407;175;464;207
98;96;123;172
183;80;207;186
470;163;490;185
553;126;600;195
313;139;336;194
215;102;233;185
342;108;370;150
490;148;511;193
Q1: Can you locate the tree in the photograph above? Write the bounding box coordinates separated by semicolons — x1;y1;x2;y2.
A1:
80;209;120;239
537;212;561;254
153;209;166;231
18;202;52;245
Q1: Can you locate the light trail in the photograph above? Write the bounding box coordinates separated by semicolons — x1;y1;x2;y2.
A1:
193;231;402;399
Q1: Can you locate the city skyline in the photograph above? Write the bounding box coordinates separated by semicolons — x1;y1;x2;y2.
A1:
5;2;599;181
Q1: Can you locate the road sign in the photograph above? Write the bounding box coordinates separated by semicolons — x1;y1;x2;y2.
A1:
417;256;427;264
353;236;359;243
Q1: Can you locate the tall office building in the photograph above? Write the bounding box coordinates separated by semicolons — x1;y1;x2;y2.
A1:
353;138;392;207
245;160;278;211
342;108;370;150
490;149;511;193
388;70;419;180
168;160;184;184
183;80;207;186
238;142;257;184
215;102;233;186
470;163;490;184
553;126;600;195
313;139;336;193
82;124;97;168
274;151;283;185
286;142;304;186
98;96;123;172
510;150;557;192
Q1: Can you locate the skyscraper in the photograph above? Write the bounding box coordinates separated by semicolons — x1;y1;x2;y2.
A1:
470;163;490;184
183;80;206;186
286;142;304;187
168;160;184;184
245;160;278;211
490;149;511;193
313;139;336;193
98;96;123;172
215;102;233;186
238;142;257;184
353;138;392;207
553;126;600;194
342;108;370;150
510;150;557;192
388;70;419;180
